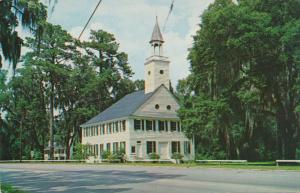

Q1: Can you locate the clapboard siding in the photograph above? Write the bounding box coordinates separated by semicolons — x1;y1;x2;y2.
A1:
133;86;179;118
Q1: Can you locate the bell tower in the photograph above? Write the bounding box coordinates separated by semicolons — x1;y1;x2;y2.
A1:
144;17;170;94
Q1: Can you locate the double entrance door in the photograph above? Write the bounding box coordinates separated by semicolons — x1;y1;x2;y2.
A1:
136;141;169;159
159;142;169;159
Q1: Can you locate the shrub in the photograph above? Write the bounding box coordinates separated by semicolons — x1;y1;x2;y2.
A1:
101;150;111;159
33;150;43;160
114;149;125;161
296;148;300;160
74;143;88;160
195;153;214;160
107;153;118;162
101;149;126;163
171;153;184;160
148;153;160;160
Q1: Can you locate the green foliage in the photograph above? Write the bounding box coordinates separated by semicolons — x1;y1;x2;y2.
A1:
1;183;26;193
179;0;300;161
0;70;9;159
0;20;140;160
32;150;43;160
171;153;184;160
101;149;125;162
297;148;300;160
296;142;300;160
195;153;213;161
101;151;120;162
101;150;111;159
74;143;88;160
107;153;118;162
148;153;160;160
114;149;125;159
0;0;47;70
133;79;145;91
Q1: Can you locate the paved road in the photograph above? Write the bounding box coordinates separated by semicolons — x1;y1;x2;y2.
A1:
0;164;299;193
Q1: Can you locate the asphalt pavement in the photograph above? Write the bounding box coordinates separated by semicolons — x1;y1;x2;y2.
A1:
0;163;299;193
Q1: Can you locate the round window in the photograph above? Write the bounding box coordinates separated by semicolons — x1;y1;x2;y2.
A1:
160;70;164;74
167;105;171;110
155;104;160;109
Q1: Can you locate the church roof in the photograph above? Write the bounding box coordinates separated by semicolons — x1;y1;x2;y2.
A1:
150;17;164;44
81;90;153;126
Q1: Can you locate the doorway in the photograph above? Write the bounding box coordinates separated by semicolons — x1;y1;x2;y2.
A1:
137;144;142;159
159;142;169;159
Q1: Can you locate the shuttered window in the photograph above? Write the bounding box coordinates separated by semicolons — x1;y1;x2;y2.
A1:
171;121;177;132
184;141;191;154
159;121;165;131
147;141;156;154
134;119;141;130
146;120;153;131
106;143;111;152
172;141;181;153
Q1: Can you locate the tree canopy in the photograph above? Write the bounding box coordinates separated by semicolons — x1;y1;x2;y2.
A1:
178;0;300;160
0;21;142;160
0;0;47;71
0;0;145;160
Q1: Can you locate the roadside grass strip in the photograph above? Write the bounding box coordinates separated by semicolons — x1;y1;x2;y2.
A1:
0;184;26;193
1;161;300;171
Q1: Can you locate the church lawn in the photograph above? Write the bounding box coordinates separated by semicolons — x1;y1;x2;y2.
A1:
24;160;297;171
1;161;300;171
119;161;300;171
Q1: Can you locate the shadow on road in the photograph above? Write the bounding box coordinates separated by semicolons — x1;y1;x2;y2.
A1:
1;169;184;193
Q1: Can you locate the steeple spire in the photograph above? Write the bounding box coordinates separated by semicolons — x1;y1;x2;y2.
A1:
144;17;170;94
150;16;164;44
149;16;164;56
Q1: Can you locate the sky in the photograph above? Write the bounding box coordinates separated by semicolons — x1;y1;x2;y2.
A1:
17;0;215;86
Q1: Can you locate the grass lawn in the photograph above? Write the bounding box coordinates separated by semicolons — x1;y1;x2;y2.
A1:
1;160;300;171
0;184;26;193
194;162;300;171
117;161;300;171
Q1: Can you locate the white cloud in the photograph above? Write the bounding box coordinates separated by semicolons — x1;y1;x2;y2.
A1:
51;0;215;85
3;0;217;84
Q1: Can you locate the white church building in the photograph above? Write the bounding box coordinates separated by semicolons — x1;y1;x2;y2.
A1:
81;18;195;161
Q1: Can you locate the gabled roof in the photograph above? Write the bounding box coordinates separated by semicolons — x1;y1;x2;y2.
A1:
81;85;180;127
150;17;164;44
81;90;153;126
132;85;180;119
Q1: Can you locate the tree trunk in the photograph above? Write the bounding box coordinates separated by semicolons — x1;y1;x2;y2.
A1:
276;108;297;159
67;126;77;159
49;85;54;160
66;131;71;160
19;113;24;162
286;111;297;159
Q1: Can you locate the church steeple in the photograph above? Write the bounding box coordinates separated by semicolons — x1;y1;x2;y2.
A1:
144;17;170;94
150;16;164;56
